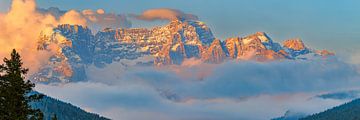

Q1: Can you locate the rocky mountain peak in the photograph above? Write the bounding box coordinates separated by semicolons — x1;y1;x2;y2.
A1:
283;38;306;51
255;32;272;43
242;32;272;44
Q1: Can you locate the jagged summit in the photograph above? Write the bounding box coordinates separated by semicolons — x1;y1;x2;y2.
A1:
283;38;306;51
282;38;311;58
248;32;273;43
33;21;334;83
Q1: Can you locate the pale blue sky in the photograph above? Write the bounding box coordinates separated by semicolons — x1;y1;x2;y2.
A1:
0;0;359;54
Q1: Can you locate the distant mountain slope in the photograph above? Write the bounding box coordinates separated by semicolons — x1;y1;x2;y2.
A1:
300;98;360;120
30;93;110;120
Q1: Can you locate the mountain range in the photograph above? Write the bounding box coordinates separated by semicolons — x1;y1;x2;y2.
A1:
31;20;334;83
29;19;338;118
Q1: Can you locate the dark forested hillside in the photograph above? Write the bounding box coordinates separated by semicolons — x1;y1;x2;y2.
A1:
301;98;360;120
30;93;110;120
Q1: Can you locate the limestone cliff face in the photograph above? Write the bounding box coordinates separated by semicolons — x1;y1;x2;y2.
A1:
202;39;226;63
92;20;214;66
224;37;242;59
223;32;286;61
34;24;93;83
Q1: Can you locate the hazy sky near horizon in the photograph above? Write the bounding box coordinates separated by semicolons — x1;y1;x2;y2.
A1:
0;0;359;54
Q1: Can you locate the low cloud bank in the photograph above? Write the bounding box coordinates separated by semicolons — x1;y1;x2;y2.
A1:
35;82;349;120
35;58;360;120
89;58;359;99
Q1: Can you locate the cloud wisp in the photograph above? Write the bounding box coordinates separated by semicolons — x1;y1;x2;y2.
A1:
39;7;132;29
132;8;199;21
81;9;132;29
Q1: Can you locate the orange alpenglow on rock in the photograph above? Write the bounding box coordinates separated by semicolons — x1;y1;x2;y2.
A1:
54;61;73;77
283;38;306;51
202;39;226;63
224;37;242;59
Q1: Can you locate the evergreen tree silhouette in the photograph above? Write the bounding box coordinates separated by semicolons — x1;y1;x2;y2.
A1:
0;49;44;120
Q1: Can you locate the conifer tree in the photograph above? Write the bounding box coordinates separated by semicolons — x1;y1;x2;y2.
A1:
0;49;44;120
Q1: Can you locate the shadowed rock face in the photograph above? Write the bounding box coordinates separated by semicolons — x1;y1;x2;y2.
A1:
32;20;333;83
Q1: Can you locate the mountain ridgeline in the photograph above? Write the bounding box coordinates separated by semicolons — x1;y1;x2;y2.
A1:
33;20;334;83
